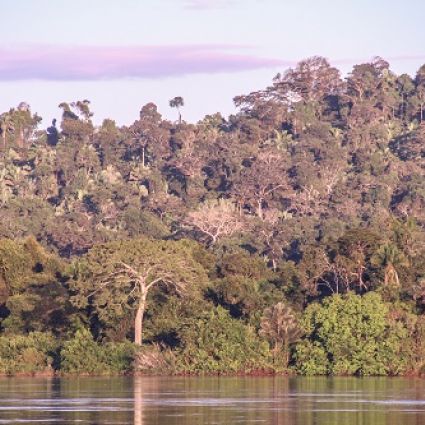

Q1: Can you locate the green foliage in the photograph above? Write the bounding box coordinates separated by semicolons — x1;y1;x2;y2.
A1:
294;341;330;375
0;237;68;334
295;293;409;375
60;329;135;374
122;208;170;239
259;302;302;368
71;238;209;344
3;58;425;375
176;307;271;373
0;238;29;293
0;332;58;375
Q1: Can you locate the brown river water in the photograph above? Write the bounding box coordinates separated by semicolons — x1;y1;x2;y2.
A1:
0;376;424;424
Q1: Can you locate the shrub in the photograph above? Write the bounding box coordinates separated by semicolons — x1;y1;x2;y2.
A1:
0;332;58;375
293;340;329;375
176;306;271;373
294;293;409;376
60;328;135;374
103;340;136;372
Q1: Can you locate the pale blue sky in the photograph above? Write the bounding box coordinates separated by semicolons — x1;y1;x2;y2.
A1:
0;0;424;125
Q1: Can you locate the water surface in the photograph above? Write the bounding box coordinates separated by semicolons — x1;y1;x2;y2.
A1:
0;376;424;424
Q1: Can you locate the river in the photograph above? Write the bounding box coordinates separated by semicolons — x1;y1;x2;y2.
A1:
0;376;424;424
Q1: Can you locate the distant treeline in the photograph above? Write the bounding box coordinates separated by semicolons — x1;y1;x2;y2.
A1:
1;57;425;375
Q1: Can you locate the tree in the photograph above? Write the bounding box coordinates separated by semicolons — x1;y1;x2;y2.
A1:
330;229;382;293
177;306;269;373
295;292;409;375
371;243;409;287
58;100;94;141
169;96;184;124
0;237;67;334
232;149;289;219
414;64;425;123
396;74;415;118
0;105;41;150
234;57;342;134
259;302;302;367
72;238;208;345
272;56;341;104
12;102;41;148
185;198;244;245
127;103;170;168
0;113;13;150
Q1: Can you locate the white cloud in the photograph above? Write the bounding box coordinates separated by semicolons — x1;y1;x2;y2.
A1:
182;0;237;10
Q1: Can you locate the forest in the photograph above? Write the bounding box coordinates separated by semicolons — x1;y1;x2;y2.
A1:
1;56;425;376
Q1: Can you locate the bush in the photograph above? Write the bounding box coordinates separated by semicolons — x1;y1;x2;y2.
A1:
103;340;136;372
293;340;329;375
176;306;271;373
294;293;409;376
0;332;58;375
60;328;135;374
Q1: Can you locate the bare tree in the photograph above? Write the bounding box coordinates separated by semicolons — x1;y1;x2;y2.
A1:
185;198;244;245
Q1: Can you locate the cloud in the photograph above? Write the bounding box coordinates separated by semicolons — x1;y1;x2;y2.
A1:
182;0;269;11
0;45;286;81
182;0;237;10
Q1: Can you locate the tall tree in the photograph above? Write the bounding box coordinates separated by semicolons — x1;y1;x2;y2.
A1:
414;64;425;123
232;149;289;219
72;238;207;345
260;302;302;367
127;103;170;168
371;243;409;287
169;96;184;124
0;113;13;150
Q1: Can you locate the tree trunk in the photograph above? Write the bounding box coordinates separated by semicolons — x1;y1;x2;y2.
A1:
142;146;145;168
210;234;218;246
284;343;289;369
134;292;147;346
257;200;263;220
401;94;405;117
18;128;24;148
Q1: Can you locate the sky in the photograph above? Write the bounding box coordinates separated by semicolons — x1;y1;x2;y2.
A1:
0;0;424;126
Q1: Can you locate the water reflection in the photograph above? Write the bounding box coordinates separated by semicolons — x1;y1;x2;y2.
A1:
134;376;144;425
0;376;424;424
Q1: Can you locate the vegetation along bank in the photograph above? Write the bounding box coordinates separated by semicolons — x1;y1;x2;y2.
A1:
1;57;425;375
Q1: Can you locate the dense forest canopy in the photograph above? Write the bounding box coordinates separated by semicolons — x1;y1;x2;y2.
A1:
2;56;425;375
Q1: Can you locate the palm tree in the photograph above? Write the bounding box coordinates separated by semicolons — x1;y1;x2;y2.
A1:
169;96;184;124
259;302;302;367
0;113;13;150
371;244;409;287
